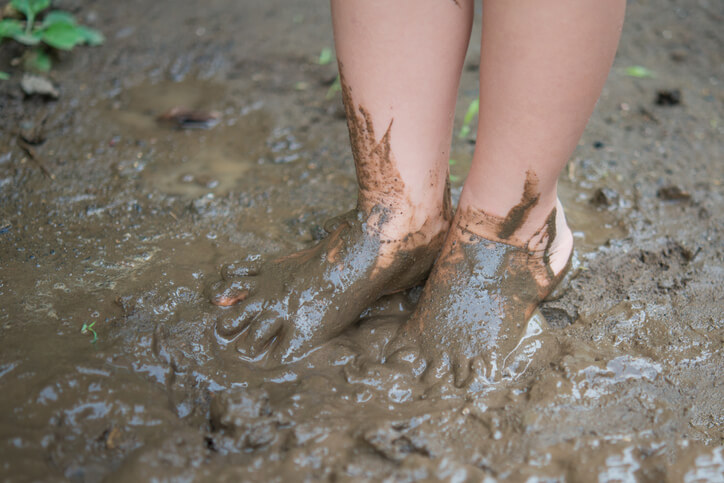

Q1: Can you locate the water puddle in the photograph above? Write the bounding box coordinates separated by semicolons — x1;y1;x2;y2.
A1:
106;79;273;196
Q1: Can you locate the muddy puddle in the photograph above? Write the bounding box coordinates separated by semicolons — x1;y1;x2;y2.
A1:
1;0;722;481
107;79;274;196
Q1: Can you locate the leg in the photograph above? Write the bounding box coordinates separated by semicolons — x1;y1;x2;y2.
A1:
389;0;626;385
210;0;473;365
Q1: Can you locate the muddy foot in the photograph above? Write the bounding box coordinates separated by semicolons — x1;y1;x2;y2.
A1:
385;203;573;387
209;207;448;365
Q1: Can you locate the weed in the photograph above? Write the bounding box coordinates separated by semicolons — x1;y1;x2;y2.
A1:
623;65;655;78
0;0;103;74
81;321;98;343
318;47;332;66
458;98;479;139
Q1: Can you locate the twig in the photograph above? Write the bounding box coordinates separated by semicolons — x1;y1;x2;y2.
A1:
17;137;55;180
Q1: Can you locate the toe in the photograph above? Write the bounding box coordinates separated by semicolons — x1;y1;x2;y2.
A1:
382;324;417;360
221;259;262;280
422;355;453;385
215;298;264;339
470;355;495;382
452;356;472;388
238;314;284;360
385;346;426;377
209;279;255;306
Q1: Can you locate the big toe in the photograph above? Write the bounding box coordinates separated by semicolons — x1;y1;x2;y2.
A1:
208;278;255;306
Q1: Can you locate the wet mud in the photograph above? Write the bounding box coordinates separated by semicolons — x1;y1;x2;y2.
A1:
1;0;722;481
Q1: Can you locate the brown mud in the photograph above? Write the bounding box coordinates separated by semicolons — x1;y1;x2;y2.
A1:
1;0;722;481
496;170;541;241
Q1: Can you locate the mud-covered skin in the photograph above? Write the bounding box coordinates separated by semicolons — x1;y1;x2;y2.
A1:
386;206;571;386
210;65;451;365
211;211;446;364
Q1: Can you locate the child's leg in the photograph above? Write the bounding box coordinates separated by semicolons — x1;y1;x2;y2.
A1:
211;0;473;364
391;0;626;384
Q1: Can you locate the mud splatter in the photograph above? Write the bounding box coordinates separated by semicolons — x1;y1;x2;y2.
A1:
497;169;540;240
340;65;405;213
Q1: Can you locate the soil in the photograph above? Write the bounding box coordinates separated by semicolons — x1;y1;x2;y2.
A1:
1;0;722;481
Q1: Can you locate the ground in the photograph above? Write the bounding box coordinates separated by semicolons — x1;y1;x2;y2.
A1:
0;0;722;481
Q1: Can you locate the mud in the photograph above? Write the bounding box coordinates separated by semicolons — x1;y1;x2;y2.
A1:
1;0;722;481
496;170;540;241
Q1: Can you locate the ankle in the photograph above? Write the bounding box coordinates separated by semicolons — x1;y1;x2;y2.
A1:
454;194;573;275
357;183;452;247
357;198;450;248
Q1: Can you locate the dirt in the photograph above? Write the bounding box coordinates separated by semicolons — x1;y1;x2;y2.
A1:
0;0;722;481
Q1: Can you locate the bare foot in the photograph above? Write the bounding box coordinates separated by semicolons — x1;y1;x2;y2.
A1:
209;66;453;366
210;207;448;365
385;196;573;387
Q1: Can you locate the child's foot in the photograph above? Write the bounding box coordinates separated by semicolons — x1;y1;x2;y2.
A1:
210;66;454;366
385;195;573;387
210;205;449;365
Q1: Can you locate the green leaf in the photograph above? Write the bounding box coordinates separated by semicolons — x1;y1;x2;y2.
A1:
42;10;77;28
318;47;332;65
13;30;42;45
42;22;84;50
0;19;24;39
0;71;10;80
76;25;104;46
24;48;51;71
11;0;50;17
624;65;655;78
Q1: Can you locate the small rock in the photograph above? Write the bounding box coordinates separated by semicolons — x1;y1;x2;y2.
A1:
157;107;220;129
21;74;59;99
657;185;691;201
310;224;327;241
590;187;619;208
655;89;681;106
669;49;687;63
105;427;121;449
210;388;271;430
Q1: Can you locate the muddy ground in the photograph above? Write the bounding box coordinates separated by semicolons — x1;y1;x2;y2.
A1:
1;0;722;481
